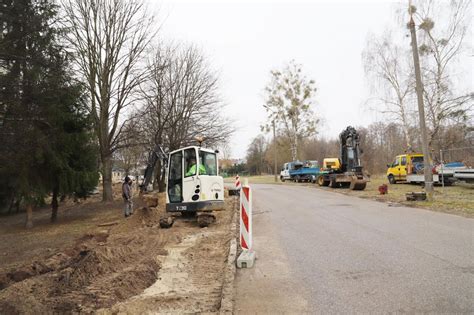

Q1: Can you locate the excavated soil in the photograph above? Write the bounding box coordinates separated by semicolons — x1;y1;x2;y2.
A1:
0;193;237;314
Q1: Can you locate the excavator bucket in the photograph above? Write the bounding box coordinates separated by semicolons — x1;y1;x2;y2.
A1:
349;176;367;190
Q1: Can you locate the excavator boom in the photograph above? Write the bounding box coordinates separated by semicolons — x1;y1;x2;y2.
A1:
140;144;168;193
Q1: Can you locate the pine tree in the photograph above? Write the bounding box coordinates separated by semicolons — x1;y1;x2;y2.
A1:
0;0;98;226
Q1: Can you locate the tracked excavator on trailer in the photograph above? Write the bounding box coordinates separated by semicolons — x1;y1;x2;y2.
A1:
318;126;369;190
140;141;225;228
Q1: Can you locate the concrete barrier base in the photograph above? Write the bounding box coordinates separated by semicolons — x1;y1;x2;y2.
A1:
237;250;256;268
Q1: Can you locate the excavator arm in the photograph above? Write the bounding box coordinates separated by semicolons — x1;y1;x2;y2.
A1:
339;126;362;172
140;144;168;193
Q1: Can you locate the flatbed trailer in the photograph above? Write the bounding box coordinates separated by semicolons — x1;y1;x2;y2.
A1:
281;160;324;183
290;167;326;183
454;169;474;183
406;174;440;184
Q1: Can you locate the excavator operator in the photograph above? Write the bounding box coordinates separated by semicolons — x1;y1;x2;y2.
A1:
186;157;206;176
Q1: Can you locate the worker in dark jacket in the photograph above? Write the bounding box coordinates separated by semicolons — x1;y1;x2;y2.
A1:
122;176;133;217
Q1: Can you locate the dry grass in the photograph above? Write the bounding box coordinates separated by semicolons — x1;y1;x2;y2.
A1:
224;175;284;185
338;175;474;218
226;174;474;218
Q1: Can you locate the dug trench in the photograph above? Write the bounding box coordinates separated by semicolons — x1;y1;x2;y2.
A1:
0;193;237;314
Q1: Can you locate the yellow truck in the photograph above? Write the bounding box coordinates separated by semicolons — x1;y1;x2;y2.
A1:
386;153;460;185
386;153;424;184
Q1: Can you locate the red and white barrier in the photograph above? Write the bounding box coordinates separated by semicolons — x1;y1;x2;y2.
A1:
237;182;255;268
235;174;241;190
240;184;252;251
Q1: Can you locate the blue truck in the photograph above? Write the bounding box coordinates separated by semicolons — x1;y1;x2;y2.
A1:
280;160;324;183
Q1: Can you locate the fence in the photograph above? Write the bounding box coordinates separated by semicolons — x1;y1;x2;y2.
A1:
439;146;474;167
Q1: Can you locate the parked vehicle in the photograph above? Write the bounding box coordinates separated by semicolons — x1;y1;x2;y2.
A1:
280;160;326;183
386;154;464;185
280;161;300;182
290;160;324;183
453;168;474;184
318;126;369;190
386;153;424;184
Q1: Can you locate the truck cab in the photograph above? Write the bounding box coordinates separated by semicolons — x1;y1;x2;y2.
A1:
280;162;291;182
386;153;423;184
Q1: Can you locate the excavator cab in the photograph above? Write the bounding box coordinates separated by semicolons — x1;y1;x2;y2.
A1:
166;146;224;213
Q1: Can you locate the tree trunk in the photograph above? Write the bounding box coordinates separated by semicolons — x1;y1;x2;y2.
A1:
159;169;166;193
409;14;434;199
399;100;412;151
7;193;15;215
153;160;161;191
51;182;59;222
25;203;33;229
102;156;114;202
153;160;167;192
291;133;298;161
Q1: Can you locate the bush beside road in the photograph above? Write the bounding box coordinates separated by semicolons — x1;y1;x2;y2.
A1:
226;175;474;218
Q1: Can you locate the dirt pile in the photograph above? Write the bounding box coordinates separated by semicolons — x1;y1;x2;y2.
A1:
0;192;238;314
0;200;168;314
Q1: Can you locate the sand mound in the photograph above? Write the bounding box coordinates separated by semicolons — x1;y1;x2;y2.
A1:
0;204;167;314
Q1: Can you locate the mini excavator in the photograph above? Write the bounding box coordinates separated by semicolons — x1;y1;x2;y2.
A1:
140;141;225;227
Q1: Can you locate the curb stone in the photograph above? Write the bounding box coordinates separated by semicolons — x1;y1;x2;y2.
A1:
219;196;239;314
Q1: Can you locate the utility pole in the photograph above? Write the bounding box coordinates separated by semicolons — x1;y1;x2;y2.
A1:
273;120;278;182
408;2;434;199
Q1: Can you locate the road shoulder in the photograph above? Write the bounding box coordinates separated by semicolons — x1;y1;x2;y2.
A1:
234;197;310;314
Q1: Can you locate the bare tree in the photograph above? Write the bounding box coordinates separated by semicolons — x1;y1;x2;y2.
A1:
414;0;473;147
140;44;233;148
114;117;146;176
363;32;415;150
137;43;234;189
263;60;319;161
61;0;155;201
220;142;232;160
246;135;267;175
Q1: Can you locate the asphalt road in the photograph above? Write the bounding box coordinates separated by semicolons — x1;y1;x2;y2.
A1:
234;184;474;314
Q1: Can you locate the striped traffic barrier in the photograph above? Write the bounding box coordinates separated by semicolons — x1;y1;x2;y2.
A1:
240;185;252;250
237;181;256;268
235;174;241;190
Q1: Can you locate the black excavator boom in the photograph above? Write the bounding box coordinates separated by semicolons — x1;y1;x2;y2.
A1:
140;144;168;193
339;126;363;173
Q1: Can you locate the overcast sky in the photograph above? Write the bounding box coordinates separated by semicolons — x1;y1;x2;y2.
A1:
151;0;471;159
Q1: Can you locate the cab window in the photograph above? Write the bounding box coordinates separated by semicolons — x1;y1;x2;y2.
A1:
200;151;217;176
392;158;399;167
168;151;183;203
184;148;197;177
401;156;407;166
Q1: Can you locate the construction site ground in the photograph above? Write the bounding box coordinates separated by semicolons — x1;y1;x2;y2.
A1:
0;184;237;314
